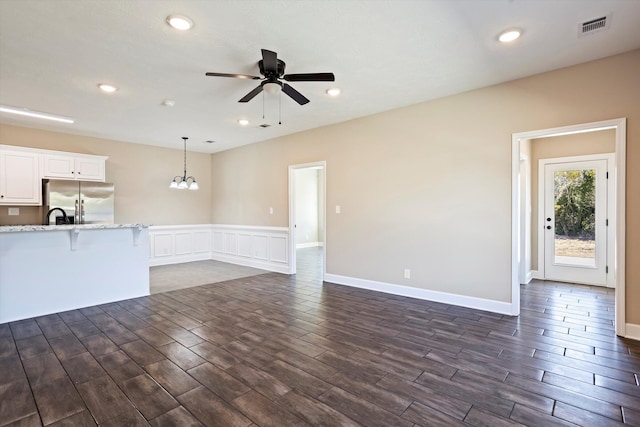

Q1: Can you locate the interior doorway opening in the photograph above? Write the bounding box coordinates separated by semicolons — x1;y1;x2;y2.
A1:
511;118;627;336
288;161;326;281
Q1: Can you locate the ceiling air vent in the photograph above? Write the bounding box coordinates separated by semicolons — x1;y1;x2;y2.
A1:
579;15;609;37
259;124;271;128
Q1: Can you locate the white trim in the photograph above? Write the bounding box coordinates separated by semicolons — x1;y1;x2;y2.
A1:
512;117;626;335
624;323;640;341
530;270;543;280
288;161;327;278
324;274;513;315
296;242;323;249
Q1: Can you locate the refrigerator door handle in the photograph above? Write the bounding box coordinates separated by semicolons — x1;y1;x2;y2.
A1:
74;200;79;224
80;200;85;224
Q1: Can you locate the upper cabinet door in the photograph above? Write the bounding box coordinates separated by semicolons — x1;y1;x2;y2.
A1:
0;149;41;205
43;154;106;181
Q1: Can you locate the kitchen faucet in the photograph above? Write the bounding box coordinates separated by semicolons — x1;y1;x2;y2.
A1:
45;207;70;225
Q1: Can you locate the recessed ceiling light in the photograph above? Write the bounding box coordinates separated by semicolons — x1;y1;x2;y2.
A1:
326;88;341;97
98;83;117;93
238;119;249;126
166;15;193;31
498;29;521;43
162;99;175;107
0;105;74;123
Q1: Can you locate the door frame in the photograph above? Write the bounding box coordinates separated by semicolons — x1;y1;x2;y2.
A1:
288;161;327;278
538;154;615;287
511;118;626;336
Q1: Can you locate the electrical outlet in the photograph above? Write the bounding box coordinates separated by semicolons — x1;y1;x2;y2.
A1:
404;269;411;279
269;207;273;215
8;208;19;216
336;205;341;214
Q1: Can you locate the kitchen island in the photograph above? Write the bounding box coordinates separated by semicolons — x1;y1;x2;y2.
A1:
0;224;149;323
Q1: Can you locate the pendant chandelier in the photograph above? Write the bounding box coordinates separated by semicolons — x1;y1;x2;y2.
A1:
169;137;198;190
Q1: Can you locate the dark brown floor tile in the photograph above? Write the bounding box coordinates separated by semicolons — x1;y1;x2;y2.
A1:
509;403;576;426
0;353;27;386
327;371;412;415
463;406;527;427
187;362;251;402
622;406;640;425
22;353;67;387
149;406;204;427
190;341;241;369
543;371;640;409
96;350;145;384
76;376;135;424
232;390;309;427
178;386;252;427
121;340;166;366
79;333;118;357
3;413;42;427
0;379;38;426
156;342;206;371
99;408;150;427
274;349;337;380
0;334;18;359
48;334;86;360
377;374;472;420
553;401;624;427
59;352;106;384
49;410;96;426
101;325;139;346
16;335;52;361
31;376;86;425
318;386;412;427
66;321;101;339
226;363;291;401
57;310;87;325
10;320;42;341
144;359;200;396
222;340;276;369
134;327;174;347
39;322;71;340
315;351;388;384
401;401;468;426
264;359;333;398
276;389;361;427
120;374;179;420
152;321;203;347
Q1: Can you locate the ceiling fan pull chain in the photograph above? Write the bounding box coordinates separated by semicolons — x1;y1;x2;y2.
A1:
279;91;282;125
262;91;265;120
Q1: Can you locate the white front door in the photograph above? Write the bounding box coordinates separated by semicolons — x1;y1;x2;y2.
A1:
543;159;608;285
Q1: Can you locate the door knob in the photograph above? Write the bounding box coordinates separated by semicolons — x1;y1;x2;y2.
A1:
546;225;552;230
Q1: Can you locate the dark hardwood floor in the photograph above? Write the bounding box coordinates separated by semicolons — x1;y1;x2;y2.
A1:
1;248;639;426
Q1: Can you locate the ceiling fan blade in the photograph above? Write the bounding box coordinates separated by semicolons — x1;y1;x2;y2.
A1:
283;72;335;82
238;85;264;103
282;83;310;105
206;72;261;80
261;49;278;74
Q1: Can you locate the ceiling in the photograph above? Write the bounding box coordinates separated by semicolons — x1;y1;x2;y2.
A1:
1;1;639;154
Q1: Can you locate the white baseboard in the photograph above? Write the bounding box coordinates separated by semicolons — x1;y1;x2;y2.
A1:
149;252;211;267
296;242;323;249
531;270;543;280
210;252;289;275
324;273;514;315
625;323;640;341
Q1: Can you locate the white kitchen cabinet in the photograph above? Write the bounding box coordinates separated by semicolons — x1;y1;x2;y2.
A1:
0;148;41;205
42;153;106;181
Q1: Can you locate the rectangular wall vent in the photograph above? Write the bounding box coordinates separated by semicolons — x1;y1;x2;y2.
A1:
579;16;609;36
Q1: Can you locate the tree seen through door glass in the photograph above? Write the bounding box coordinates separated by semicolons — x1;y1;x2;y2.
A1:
553;169;596;265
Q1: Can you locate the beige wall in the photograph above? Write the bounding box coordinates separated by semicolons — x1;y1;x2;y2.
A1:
0;126;212;225
529;130;616;270
210;50;640;322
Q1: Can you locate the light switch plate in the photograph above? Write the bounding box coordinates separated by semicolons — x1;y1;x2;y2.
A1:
336;205;341;214
8;207;19;216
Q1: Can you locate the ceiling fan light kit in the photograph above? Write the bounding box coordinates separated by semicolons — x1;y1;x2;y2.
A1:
206;49;335;106
170;137;198;190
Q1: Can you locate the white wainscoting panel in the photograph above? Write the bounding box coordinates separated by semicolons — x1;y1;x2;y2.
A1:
149;224;290;273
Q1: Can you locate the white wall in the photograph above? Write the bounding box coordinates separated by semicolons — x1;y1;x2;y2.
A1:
294;168;322;247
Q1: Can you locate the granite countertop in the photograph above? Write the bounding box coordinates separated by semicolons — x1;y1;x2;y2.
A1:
0;224;149;233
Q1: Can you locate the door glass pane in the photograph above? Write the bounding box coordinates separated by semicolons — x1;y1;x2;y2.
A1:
553;169;596;267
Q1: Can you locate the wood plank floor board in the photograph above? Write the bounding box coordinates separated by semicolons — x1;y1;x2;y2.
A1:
1;250;639;426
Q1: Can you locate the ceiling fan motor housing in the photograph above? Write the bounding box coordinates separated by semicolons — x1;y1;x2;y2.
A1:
259;59;286;78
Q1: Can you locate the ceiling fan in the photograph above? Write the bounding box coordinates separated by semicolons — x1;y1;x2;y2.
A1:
205;49;335;105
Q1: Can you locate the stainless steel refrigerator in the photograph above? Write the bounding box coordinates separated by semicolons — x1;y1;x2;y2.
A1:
43;179;114;224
